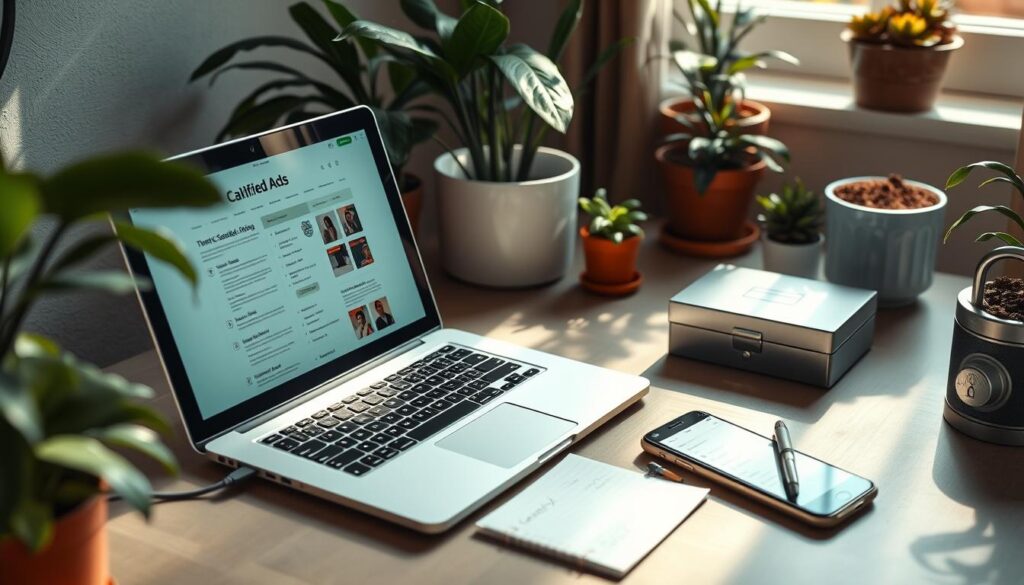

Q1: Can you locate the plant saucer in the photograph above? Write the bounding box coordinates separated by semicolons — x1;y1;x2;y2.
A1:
579;271;643;297
658;220;761;258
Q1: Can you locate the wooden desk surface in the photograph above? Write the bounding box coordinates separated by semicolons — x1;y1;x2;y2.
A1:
107;234;1024;585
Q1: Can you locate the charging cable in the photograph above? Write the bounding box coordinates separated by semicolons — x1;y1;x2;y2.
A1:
109;466;258;503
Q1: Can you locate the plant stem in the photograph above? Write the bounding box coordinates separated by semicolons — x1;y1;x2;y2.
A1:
0;222;66;356
487;68;499;181
0;255;10;337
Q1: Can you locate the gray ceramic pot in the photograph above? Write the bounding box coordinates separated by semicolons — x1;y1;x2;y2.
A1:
825;177;947;307
435;146;580;288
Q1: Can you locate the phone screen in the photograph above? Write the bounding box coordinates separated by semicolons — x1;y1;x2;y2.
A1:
651;412;874;517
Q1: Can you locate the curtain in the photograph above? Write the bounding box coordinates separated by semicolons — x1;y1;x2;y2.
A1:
558;0;671;211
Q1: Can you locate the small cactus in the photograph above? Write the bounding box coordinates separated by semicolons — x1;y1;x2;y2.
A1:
756;179;823;245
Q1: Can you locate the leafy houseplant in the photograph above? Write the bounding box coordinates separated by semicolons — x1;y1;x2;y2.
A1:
191;0;437;231
756;179;824;278
339;0;626;287
660;0;798;137
842;0;963;112
577;188;647;295
0;152;218;584
655;55;790;256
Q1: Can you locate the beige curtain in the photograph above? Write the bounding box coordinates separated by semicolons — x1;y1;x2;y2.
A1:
558;0;671;211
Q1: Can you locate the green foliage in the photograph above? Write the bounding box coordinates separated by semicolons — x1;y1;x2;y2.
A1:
671;0;798;117
848;0;957;47
338;0;630;182
945;161;1024;248
0;152;218;552
756;179;823;244
191;1;438;188
578;188;647;244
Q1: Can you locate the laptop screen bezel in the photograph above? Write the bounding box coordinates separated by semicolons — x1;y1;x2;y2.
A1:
120;106;442;448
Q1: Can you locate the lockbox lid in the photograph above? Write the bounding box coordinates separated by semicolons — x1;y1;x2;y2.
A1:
669;265;878;354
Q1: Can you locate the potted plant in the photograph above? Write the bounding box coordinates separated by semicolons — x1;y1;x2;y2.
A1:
656;56;790;257
577;188;648;296
756;179;824;279
824;173;947;307
191;1;437;233
843;0;963;113
0;152;218;584
339;1;627;287
660;0;798;137
941;161;1024;445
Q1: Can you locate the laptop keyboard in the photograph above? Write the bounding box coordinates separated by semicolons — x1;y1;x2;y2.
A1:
256;344;544;477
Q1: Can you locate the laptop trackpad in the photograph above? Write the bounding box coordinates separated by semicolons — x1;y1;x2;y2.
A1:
437;403;576;469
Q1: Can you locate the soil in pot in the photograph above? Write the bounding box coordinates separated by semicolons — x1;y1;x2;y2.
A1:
982;277;1024;321
834;174;939;210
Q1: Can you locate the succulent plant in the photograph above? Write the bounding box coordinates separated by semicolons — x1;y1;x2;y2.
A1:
847;0;956;47
578;188;647;244
756;179;823;245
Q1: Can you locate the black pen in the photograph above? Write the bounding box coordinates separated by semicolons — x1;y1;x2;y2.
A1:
773;420;800;501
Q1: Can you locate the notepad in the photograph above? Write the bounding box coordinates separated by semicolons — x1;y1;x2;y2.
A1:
475;454;709;579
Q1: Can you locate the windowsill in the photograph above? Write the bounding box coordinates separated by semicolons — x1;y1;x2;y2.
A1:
663;72;1023;151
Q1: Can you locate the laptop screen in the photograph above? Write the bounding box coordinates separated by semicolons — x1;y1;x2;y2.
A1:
127;111;437;436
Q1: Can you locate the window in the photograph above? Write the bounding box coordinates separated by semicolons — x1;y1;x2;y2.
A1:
671;0;1024;98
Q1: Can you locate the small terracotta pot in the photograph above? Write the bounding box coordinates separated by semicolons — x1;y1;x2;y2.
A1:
842;30;964;113
0;496;111;585
580;227;642;285
659;97;771;137
400;173;423;236
655;143;766;242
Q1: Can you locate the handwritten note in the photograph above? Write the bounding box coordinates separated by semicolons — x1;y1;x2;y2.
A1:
476;454;708;579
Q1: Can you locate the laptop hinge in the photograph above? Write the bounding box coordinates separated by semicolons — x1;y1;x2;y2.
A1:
202;334;434;445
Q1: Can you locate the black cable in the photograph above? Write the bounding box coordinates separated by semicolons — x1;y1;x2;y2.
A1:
0;0;15;81
108;466;258;503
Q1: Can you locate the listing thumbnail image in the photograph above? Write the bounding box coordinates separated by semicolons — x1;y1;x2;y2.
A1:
350;237;375;268
339;204;364;236
326;243;354;277
348;305;375;339
371;296;395;331
317;210;341;244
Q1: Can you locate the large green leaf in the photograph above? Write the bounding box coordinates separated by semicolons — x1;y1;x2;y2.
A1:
113;221;197;287
9;499;53;552
207;60;306;87
0;370;43;443
489;45;573;133
191;36;329;81
40;153;219;220
35;435;153;515
0;173;39;258
547;0;582;61
321;0;377;58
443;1;509;76
401;0;458;39
947;161;1024;194
92;424;177;474
976;231;1024;247
338;20;442;62
944;205;1024;243
289;2;366;101
41;270;145;296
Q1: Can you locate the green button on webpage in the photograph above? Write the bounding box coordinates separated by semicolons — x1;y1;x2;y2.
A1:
336;136;352;147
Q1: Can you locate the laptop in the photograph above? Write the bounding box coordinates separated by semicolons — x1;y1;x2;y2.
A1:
121;106;649;533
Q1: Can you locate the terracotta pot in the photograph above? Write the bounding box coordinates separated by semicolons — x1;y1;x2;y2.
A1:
0;496;111;585
655;143;766;242
580;227;642;285
659;97;771;137
842;30;964;113
400;173;423;236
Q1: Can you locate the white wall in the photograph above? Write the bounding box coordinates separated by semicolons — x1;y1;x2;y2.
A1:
0;0;420;366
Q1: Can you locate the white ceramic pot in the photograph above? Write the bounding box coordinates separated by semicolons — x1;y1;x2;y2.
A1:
824;177;947;307
434;146;581;288
762;236;823;279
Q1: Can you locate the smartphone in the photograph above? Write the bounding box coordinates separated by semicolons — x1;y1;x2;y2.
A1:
641;411;877;528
